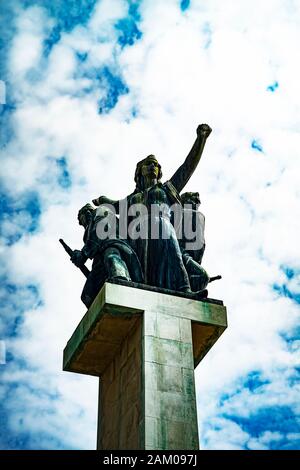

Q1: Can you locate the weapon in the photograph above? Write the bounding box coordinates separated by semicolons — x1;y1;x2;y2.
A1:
59;238;90;278
209;275;222;283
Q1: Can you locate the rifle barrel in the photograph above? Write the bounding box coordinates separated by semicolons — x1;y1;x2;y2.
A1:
59;238;90;278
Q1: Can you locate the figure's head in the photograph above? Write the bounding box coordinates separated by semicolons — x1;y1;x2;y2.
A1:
134;155;162;190
78;203;95;228
181;192;201;209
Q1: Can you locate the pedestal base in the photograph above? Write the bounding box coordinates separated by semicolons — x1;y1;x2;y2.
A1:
63;282;227;450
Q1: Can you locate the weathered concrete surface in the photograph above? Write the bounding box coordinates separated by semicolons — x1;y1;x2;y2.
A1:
98;317;142;449
63;282;227;450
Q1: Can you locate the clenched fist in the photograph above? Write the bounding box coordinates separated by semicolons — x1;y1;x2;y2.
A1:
196;123;212;139
71;250;86;267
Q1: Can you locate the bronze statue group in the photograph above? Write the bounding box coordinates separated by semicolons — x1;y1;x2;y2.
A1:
60;124;221;308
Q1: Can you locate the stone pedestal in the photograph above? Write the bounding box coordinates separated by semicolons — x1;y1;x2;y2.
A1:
63;282;227;450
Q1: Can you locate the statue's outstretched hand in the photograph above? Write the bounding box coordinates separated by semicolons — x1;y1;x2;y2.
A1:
92;196;106;206
197;123;212;139
71;250;85;267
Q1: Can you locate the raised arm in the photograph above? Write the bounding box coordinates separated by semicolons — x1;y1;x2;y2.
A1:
170;124;212;193
92;195;120;213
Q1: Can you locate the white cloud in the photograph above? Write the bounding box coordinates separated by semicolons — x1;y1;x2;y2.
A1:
202;417;250;450
9;6;52;79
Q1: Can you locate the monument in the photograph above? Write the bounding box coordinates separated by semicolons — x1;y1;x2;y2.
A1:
61;124;227;449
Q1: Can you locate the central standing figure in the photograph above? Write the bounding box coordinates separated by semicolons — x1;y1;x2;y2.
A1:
93;123;212;293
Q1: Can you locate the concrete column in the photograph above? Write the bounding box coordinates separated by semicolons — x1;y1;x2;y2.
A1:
142;309;198;449
63;282;227;450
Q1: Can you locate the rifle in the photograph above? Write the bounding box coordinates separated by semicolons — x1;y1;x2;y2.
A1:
59;238;90;278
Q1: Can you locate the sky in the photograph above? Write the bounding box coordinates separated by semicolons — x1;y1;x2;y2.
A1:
0;0;299;450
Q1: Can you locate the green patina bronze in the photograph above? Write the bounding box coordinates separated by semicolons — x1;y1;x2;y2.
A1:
60;124;221;307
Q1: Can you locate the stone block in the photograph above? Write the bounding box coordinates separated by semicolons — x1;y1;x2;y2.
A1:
144;416;158;448
144;361;158;391
119;403;140;449
157;363;183;393
145;389;195;424
156;313;181;341
144;336;183;367
182;367;196;399
143;310;157;337
180;318;192;343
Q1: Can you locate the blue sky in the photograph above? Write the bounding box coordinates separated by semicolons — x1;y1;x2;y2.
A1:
0;0;299;450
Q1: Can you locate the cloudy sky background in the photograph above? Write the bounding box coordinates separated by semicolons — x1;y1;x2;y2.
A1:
0;0;299;450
